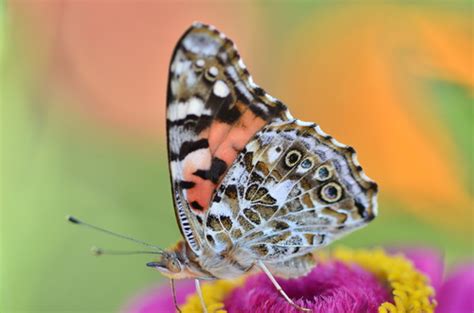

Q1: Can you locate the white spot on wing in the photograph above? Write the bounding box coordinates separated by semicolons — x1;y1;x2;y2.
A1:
213;80;230;98
170;161;183;179
351;153;361;167
171;58;191;76
209;66;218;77
248;76;258;88
226;66;238;81
167;102;187;121
187;97;209;116
186;71;197;87
208;202;233;217
330;137;347;148
183;148;212;172
255;102;269;114
295;120;314;127
284;110;294;120
267;146;283;163
183;33;220;56
167;97;211;121
265;93;277;102
195;59;205;68
269;180;294;204
235;81;253;100
315;125;328;137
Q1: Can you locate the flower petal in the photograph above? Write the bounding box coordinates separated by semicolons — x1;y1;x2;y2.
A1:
123;280;195;313
400;247;445;293
224;262;389;313
437;264;474;313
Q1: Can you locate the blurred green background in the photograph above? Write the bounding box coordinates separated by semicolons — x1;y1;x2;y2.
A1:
1;1;472;312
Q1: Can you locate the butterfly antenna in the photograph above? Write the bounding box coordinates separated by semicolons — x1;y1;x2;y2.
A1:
91;246;163;256
67;215;165;253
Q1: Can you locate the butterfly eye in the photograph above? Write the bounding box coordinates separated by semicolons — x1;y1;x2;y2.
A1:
193;59;205;71
320;182;342;203
169;258;182;273
205;66;219;81
315;165;332;181
300;158;313;169
285;150;302;167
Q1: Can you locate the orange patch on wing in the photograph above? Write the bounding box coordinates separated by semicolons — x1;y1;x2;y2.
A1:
182;148;213;212
213;103;266;166
185;178;215;212
189;102;267;211
208;122;232;154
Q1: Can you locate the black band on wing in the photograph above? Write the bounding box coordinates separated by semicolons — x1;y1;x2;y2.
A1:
179;181;196;189
178;139;209;160
190;201;204;211
216;104;241;124
168;115;214;135
168;114;202;127
354;200;367;218
194;115;214;134
193;157;227;184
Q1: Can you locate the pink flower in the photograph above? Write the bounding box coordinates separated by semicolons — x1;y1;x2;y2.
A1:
437;264;474;313
123;248;473;313
400;248;445;293
123;280;195;313
223;261;389;313
392;247;474;312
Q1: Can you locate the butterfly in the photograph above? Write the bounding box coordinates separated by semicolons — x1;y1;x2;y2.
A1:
148;22;378;312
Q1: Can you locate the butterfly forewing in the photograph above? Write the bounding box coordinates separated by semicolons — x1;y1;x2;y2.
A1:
166;23;289;253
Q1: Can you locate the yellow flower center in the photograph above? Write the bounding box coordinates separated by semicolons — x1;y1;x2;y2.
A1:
180;278;244;313
332;248;436;313
180;247;437;313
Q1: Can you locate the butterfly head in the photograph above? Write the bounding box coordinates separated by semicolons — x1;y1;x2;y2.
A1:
146;251;185;278
146;241;208;279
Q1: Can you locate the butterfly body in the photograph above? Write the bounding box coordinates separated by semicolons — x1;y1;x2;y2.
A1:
160;239;309;281
154;23;378;293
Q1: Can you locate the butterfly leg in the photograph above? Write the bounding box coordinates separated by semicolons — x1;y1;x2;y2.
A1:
257;260;312;312
195;279;208;313
170;279;182;313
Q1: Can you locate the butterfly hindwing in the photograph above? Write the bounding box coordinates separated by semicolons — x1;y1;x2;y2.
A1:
167;23;289;253
204;120;378;262
266;253;316;279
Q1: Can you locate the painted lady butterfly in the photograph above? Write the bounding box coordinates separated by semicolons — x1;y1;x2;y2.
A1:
147;23;378;312
69;22;378;313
